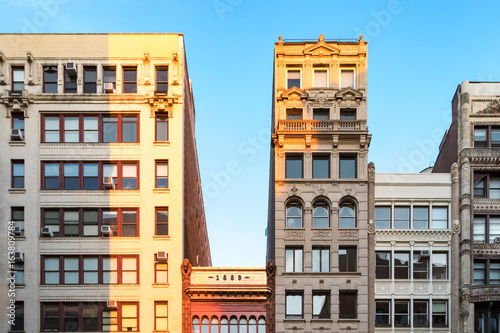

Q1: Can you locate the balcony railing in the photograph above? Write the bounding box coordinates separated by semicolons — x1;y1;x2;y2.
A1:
278;119;366;132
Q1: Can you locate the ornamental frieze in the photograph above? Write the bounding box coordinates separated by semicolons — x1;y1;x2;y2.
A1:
375;229;452;242
338;230;358;239
284;230;305;240
312;230;332;239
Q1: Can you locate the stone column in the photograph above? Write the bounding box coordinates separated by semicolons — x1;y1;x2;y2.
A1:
451;163;461;333
367;162;376;333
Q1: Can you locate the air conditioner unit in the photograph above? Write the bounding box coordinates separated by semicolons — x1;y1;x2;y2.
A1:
11;128;24;141
14;252;23;262
66;62;77;76
420;250;430;257
107;300;117;309
103;82;114;93
41;227;53;237
101;225;112;236
103;177;115;190
13;227;23;236
494;237;500;243
156;251;168;262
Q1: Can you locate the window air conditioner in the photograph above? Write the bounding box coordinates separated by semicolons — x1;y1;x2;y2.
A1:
107;300;117;309
14;252;24;262
66;62;77;76
494;237;500;243
13;227;23;236
103;82;114;93
420;250;430;257
11;128;24;141
103;177;115;190
156;251;168;262
41;227;54;237
101;225;112;236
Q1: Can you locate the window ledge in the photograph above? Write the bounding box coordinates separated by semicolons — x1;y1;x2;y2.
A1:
153;141;170;146
338;318;359;322
153;236;170;240
153;188;170;193
284;319;306;322
311;318;333;322
14;284;25;288
152;283;170;288
9;188;26;194
14;236;26;240
9;141;25;146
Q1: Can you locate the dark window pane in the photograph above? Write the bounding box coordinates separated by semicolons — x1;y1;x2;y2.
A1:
339;247;356;272
64;70;77;93
103;117;118;142
122;117;137;142
313;109;329;120
394;252;410;279
156;117;168;141
286;156;303;178
375;301;390;327
313;156;329;179
313;294;330;319
375;207;391;229
339;292;357;319
394;207;410;229
413;207;429;229
376;253;391;279
340;108;356;120
287;70;300;89
286;109;302;120
340;155;356;179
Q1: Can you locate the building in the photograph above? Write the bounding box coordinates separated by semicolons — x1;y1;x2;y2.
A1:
433;81;500;333
181;259;274;333
0;33;211;333
374;172;458;332
266;34;372;332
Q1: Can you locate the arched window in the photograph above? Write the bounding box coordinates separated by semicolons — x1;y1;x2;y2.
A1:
239;316;247;333
339;202;356;228
192;316;200;333
248;317;257;333
229;316;238;333
220;316;229;333
286;202;302;228
201;316;209;333
313;203;329;228
258;317;266;333
211;316;219;333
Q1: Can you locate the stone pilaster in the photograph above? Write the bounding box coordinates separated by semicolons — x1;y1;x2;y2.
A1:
367;162;375;333
451;163;461;333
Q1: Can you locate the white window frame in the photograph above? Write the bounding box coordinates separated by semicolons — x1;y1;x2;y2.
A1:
339;67;356;89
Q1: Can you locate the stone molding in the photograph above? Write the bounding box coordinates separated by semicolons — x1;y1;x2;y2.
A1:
375;280;450;295
375;229;452;242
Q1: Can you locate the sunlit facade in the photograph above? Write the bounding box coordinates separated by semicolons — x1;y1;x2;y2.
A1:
0;33;210;333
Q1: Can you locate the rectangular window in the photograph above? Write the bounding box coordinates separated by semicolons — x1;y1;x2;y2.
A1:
155;302;168;330
83;257;98;284
44;116;60;142
103;66;116;90
339;246;357;272
475;175;500;199
155;258;168;284
123;67;137;93
64;163;79;190
64;65;77;93
83;209;99;236
63;304;78;330
121;210;138;237
285;247;303;272
474;216;486;243
339;154;356;179
103;116;118;142
432;207;448;229
44;163;60;189
12;160;24;188
156;115;168;141
83;303;99;331
11;207;24;233
287;70;300;89
43;66;58;93
474;126;500;148
313;108;329;120
286;108;302;120
340;68;355;89
376;252;391;279
102;304;118;331
286;155;303;178
64;257;79;284
103;257;118;284
63;210;79;236
13;260;24;284
394;252;410;279
312;291;330;319
120;303;138;331
394;207;410;229
122;164;138;189
312;154;330;178
156;162;168;188
312;247;329;273
84;66;97;93
83;163;98;190
12;67;24;91
432;252;448;279
12;112;25;138
103;164;118;189
432;300;448;327
313;69;328;87
285;291;303;319
375;300;391;327
44;257;60;284
474;259;500;285
394;300;410;327
413;251;429;279
122;116;138;142
340;108;356;120
122;257;138;283
10;301;24;331
44;210;60;236
156;208;168;236
475;215;500;243
64;116;79;142
375;207;391;229
83;116;98;142
44;303;60;331
413;300;429;327
339;291;357;319
474;261;486;285
156;67;168;92
413;207;429;229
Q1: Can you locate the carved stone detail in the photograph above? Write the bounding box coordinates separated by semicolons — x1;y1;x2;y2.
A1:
452;219;461;235
368;220;375;234
375;230;452;242
285;230;305;240
312;230;331;239
477;99;500;114
2;90;31;117
338;230;358;239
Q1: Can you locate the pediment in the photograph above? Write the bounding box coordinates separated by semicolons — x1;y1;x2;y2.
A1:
281;87;308;100
477;99;500;114
335;87;364;99
303;42;340;55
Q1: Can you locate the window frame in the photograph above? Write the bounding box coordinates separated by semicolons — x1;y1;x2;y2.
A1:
64;65;77;93
375;206;391;229
474;258;500;285
474;214;500;243
340;67;355;89
474;174;500;199
376;252;391;279
285;154;303;179
339;246;357;272
413;300;429;328
394;300;410;327
83;66;97;93
474;125;500;148
154;301;168;331
413;251;430;279
339;153;357;179
123;67;137;93
11;207;25;233
286;69;301;89
339;202;356;228
103;66;116;90
375;300;391;327
156;66;169;93
154;254;168;284
312;291;330;319
285;291;303;319
339;108;357;120
155;114;169;141
155;207;169;236
155;161;169;189
285;202;303;228
12;160;24;189
312;246;330;273
312;154;330;179
339;290;357;319
285;246;303;273
312;202;329;228
11;66;25;91
43;65;58;93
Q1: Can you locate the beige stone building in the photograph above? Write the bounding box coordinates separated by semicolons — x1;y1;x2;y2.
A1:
0;33;210;333
267;34;372;332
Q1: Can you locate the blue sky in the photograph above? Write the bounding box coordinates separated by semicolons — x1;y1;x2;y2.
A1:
2;0;500;267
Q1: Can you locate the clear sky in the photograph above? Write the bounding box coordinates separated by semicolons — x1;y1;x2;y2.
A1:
2;0;500;267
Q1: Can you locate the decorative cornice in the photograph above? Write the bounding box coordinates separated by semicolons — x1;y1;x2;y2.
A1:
375;229;452;242
476;99;500;114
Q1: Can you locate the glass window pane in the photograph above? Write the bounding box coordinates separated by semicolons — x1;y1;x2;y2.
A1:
286;156;302;178
340;155;356;179
394;207;410;229
375;207;391;229
313;156;329;179
286;294;302;318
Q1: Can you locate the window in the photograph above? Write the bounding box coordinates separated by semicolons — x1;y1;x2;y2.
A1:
432;207;448;229
313;155;330;179
239;317;248;333
340;68;355;89
121;303;139;331
339;202;356;228
312;203;329;228
229;317;237;333
63;210;79;236
83;257;98;284
413;251;429;279
474;259;500;285
63;304;79;332
83;116;98;142
103;303;118;331
475;174;500;199
258;317;265;333
474;126;500;148
339;291;357;319
285;247;303;272
248;317;256;333
64;163;79;190
83;163;98;190
103;116;116;142
64;257;79;284
12;112;25;138
44;116;60;142
313;108;329;120
155;302;168;330
432;252;448;279
10;301;23;331
84;66;97;93
43;66;58;93
394;207;410;229
432;300;448;327
83;303;98;331
64;116;79;142
340;108;356;120
12;160;24;188
44;163;60;189
11;207;24;233
103;66;116;90
394;252;410;279
156;67;168;92
43;303;59;331
394;300;410;327
13;260;24;284
375;300;391;327
413;207;429;229
156;208;168;235
64;65;77;93
193;316;201;333
285;291;303;319
474;215;500;243
44;257;60;284
155;255;168;284
376;252;391;279
122;116;138;142
221;317;229;333
123;67;137;93
287;70;300;89
339;154;356;178
313;69;328;87
286;203;302;228
312;291;330;319
122;164;137;189
201;316;209;333
286;108;302;120
44;210;60;236
156;162;168;188
475;301;500;333
339;247;357;272
312;247;329;272
156;115;169;141
12;67;24;91
413;300;429;327
375;207;390;229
